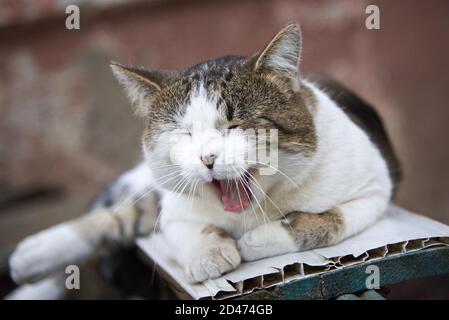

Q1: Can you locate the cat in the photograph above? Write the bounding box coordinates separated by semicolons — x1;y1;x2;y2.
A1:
7;24;400;299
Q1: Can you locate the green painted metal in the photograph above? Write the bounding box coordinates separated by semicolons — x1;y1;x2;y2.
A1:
240;246;449;300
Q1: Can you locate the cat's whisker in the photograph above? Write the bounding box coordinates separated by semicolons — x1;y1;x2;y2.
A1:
247;160;301;191
150;174;190;237
179;174;193;197
181;174;196;221
150;163;180;169
172;175;191;204
244;169;294;234
233;167;269;245
172;174;190;195
112;170;182;213
150;173;192;261
158;176;191;256
186;177;195;209
234;165;277;247
244;182;259;224
231;167;247;234
237;169;260;225
169;173;194;221
189;180;199;214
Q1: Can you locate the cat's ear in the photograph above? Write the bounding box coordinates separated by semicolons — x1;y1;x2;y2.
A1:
254;23;301;84
110;62;176;116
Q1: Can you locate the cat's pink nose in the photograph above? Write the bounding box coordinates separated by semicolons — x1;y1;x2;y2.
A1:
201;153;216;169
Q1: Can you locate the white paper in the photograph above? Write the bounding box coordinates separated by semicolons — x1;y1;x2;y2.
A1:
136;204;449;299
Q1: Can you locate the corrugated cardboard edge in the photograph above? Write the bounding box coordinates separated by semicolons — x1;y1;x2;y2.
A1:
137;204;449;300
210;237;449;299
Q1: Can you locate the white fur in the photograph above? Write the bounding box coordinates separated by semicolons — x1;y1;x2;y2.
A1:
153;79;392;273
9;25;392;293
237;220;296;261
145;82;250;194
117;161;154;195
163;222;240;283
5;274;66;300
10;224;93;284
10;52;392;288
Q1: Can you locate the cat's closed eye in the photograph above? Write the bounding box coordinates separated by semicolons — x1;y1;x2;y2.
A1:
176;129;191;136
227;124;239;130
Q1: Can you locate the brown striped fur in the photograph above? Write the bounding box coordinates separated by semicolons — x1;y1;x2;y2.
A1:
281;209;345;250
201;225;233;239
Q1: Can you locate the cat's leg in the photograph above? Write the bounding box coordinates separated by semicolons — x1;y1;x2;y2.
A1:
9;197;157;284
10;221;95;284
238;195;388;261
163;223;241;283
5;273;66;300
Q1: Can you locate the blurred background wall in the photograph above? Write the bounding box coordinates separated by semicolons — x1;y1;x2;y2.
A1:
0;0;448;298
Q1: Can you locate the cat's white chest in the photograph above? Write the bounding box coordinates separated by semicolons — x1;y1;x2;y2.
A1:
159;189;262;238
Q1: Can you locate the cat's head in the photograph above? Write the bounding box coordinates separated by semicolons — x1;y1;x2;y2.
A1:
111;24;317;212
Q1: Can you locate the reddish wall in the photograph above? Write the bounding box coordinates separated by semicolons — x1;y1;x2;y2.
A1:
1;0;448;245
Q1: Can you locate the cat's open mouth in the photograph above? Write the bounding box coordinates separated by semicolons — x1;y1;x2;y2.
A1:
212;171;252;213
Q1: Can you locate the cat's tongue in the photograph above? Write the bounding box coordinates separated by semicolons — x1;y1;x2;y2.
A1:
217;179;250;213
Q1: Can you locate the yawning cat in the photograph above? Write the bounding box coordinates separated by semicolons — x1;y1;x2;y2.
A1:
8;24;400;299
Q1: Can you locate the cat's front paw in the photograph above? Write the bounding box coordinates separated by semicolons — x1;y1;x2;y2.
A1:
10;224;93;284
184;243;241;283
238;222;296;261
237;229;271;262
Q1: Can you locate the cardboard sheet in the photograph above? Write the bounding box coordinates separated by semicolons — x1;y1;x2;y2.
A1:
136;204;449;299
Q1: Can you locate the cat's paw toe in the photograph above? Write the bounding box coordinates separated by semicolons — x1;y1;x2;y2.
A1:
185;244;241;283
